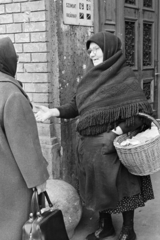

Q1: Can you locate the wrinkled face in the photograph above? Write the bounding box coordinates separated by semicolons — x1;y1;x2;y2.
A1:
87;42;103;66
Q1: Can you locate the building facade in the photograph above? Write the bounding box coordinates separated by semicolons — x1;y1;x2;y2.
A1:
0;0;160;188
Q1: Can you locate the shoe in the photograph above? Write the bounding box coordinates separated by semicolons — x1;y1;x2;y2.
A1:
117;226;136;240
86;226;115;240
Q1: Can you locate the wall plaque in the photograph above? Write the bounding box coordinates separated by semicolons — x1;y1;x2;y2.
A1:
63;0;93;26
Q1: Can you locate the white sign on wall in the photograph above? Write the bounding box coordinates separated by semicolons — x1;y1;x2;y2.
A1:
63;0;93;26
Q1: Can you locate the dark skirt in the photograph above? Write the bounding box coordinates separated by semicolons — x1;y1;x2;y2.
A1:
77;132;154;213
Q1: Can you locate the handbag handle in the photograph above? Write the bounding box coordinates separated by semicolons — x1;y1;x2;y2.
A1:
44;191;53;208
29;188;53;219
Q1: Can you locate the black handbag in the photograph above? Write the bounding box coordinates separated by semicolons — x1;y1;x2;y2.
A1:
22;188;69;240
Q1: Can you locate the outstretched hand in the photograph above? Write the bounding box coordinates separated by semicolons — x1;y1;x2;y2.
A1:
35;105;52;122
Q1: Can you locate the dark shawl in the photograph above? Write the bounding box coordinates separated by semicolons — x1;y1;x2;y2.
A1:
0;37;30;103
76;32;152;135
0;37;17;77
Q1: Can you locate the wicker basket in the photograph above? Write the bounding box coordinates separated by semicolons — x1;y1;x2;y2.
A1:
113;112;160;176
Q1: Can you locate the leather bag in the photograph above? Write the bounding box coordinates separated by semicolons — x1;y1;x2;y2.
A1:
22;188;69;240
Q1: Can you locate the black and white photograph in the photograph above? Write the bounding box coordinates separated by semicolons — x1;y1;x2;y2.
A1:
0;0;160;239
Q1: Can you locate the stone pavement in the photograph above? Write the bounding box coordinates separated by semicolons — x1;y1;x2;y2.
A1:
71;171;160;240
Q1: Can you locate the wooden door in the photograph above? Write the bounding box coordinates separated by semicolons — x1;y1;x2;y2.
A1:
94;0;160;117
124;0;159;117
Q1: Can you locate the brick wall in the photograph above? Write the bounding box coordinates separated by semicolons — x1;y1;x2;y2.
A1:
0;0;61;179
0;0;94;185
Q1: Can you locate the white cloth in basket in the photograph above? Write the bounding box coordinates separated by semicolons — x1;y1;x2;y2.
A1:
120;123;159;146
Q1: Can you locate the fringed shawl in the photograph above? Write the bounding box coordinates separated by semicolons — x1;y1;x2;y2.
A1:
76;32;152;136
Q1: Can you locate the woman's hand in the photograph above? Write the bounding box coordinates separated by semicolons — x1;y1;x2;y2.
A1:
35;105;60;122
35;105;51;122
102;131;118;154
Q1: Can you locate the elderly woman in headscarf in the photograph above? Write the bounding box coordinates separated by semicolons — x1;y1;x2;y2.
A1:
0;37;49;240
35;31;154;240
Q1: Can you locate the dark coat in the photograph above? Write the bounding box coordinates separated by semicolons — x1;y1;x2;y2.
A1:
58;98;152;211
0;71;49;240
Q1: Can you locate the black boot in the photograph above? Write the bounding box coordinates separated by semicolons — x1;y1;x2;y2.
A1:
118;210;136;240
86;212;115;240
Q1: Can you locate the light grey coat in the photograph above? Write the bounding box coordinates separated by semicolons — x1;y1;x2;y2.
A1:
0;72;49;240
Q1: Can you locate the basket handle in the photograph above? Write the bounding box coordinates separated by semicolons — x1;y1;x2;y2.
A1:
137;112;160;132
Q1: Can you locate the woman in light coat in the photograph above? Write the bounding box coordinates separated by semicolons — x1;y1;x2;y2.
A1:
0;37;49;240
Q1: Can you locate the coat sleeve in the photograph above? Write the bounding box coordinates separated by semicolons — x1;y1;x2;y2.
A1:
57;95;79;119
4;92;49;188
